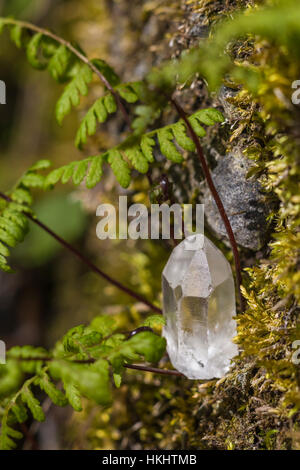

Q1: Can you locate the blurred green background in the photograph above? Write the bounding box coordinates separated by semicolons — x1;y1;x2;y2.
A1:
0;0;174;449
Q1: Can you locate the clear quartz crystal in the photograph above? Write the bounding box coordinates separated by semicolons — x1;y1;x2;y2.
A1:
162;235;238;379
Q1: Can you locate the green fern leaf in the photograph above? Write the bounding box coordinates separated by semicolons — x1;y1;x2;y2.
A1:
48;45;73;82
0;425;23;450
21;387;45;422
44;167;65;189
40;36;57;58
126;331;166;363
80;359;111;405
11;188;33;205
8;201;32;215
113;373;122;388
116;83;138;103
0;434;17;450
8;345;49;362
75;97;106;148
2;209;29;232
56;64;93;125
104;93;117;114
0;227;18;248
50;359;111;406
142;315;166;328
140;135;155;163
130;81;148;100
0;217;25;243
172;121;195;152
0;254;13;272
75;94;117;149
29;159;51;171
41;107;221;194
21;172;45;189
36;371;68;407
0;241;10;257
107;150;131;188
157;127;183;163
91;58;120;87
90;99;106;125
10;24;23;48
124;146;149;174
7;426;23;440
86;155;104;189
72;160;89;186
193;108;224;126
61;163;76;184
108;331;166;372
11;402;28;423
26;33;47;69
90;315;117;336
132;104;160;134
62;381;82;412
188;114;206;137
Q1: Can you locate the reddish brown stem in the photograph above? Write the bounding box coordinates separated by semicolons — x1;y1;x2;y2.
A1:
170;98;244;310
0;191;162;314
124;363;183;377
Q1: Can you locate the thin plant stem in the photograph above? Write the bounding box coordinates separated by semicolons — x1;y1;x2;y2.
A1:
0;191;162;314
170;97;244;310
1;18;131;128
7;353;184;377
124;363;183;377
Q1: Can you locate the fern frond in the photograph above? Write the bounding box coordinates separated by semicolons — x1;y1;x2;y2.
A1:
0;19;127;129
44;155;104;189
44;108;223;189
0;160;51;273
0;317;166;449
0;18;168;148
0;375;43;449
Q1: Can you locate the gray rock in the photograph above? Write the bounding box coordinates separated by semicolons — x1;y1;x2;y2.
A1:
203;149;271;251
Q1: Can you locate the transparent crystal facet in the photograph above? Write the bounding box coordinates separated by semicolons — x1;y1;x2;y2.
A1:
162;235;238;379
